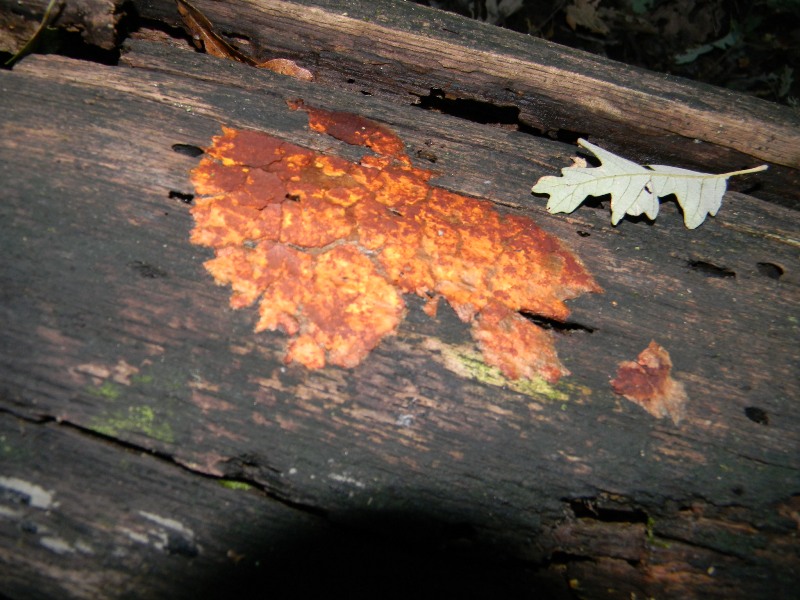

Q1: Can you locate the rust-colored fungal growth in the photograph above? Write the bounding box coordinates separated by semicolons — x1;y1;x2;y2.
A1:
288;99;406;158
189;102;601;382
611;340;688;424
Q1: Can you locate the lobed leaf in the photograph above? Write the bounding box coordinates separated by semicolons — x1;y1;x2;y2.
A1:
532;139;767;229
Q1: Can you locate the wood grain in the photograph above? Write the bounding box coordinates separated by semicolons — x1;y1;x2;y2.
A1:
129;0;800;206
0;16;798;600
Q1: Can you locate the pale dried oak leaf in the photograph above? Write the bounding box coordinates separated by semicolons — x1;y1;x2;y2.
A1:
532;139;767;229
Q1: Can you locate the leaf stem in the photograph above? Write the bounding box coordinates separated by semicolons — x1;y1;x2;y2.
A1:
4;0;62;67
720;164;769;178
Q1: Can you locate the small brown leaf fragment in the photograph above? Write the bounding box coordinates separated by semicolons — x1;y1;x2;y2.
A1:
176;0;256;65
610;341;688;425
176;0;314;80
565;0;611;35
258;58;314;82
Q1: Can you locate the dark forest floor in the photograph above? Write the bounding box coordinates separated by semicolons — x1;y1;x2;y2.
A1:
413;0;799;106
3;1;797;107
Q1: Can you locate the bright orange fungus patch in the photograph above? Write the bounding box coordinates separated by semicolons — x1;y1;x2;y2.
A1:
610;341;688;424
190;101;601;382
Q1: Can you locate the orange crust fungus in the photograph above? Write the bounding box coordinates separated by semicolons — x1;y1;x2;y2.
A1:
611;341;688;424
189;101;601;382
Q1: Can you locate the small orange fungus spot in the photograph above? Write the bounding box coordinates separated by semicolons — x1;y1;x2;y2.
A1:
289;99;407;159
611;341;688;424
190;103;601;381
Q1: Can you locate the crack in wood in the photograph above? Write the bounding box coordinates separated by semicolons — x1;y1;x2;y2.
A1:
0;407;329;519
566;497;649;524
412;87;588;143
519;312;595;334
686;260;736;279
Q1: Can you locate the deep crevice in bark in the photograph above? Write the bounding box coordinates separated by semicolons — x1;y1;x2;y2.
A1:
412;87;589;143
0;407;330;519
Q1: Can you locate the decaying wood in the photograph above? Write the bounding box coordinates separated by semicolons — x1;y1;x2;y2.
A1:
0;0;120;52
138;0;800;207
1;2;798;598
3;0;796;204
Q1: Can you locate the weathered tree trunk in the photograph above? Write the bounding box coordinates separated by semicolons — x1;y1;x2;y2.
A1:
1;1;798;598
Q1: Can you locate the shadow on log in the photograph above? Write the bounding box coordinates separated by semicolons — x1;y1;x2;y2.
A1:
0;1;798;598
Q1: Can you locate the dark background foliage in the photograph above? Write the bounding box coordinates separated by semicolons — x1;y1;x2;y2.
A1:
412;0;800;105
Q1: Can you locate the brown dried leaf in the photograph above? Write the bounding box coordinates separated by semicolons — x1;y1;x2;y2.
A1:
258;58;314;82
565;0;611;35
176;0;256;65
610;341;688;425
175;0;314;80
190;104;601;381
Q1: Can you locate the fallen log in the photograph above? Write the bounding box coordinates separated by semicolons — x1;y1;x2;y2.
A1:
0;2;798;598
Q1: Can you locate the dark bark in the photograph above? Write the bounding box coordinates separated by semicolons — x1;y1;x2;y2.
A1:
0;2;798;598
130;0;800;207
0;0;120;52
